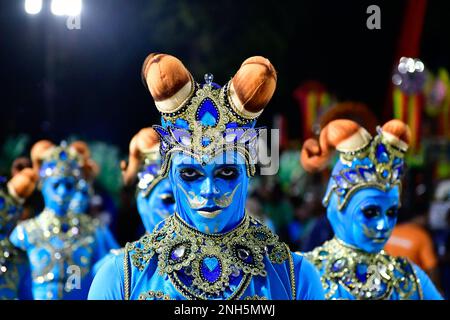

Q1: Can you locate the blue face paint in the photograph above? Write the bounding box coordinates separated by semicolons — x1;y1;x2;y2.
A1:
69;180;91;214
169;151;248;234
328;186;399;253
136;178;175;233
41;176;77;216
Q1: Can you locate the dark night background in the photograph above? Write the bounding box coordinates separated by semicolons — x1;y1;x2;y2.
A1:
1;0;450;298
1;0;449;153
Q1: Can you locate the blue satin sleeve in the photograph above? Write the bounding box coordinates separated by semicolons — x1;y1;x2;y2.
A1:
18;260;33;300
93;225;119;261
292;253;325;300
88;253;124;300
92;252;114;276
413;264;443;300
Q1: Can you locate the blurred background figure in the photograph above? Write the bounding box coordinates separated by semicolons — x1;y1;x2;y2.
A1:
9;140;118;300
93;127;176;275
0;0;449;299
0;168;37;299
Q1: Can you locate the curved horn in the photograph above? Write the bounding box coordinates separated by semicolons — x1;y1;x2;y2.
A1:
122;127;160;186
142;53;193;114
7;168;38;201
30;140;54;171
228;56;277;118
301;119;371;172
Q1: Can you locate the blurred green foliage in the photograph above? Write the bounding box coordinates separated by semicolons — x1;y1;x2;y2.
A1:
0;134;30;177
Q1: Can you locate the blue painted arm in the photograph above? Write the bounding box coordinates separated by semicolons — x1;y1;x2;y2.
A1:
18;259;33;300
88;254;125;300
413;264;443;300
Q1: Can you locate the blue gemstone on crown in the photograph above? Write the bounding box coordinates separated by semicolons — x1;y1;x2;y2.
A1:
59;150;68;161
197;98;219;127
0;196;5;210
334;175;349;188
204;73;214;85
393;157;402;165
376;143;389;163
171;128;192;147
343;170;359;183
201;136;212;147
358;166;376;181
175;118;189;129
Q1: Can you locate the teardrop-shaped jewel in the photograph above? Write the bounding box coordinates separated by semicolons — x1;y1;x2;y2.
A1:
237;248;250;260
204;73;214;85
170;245;186;260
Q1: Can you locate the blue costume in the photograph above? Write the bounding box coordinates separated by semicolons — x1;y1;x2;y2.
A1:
300;119;443;300
68;179;92;215
0;174;34;300
10;142;118;300
89;53;324;300
92;131;176;275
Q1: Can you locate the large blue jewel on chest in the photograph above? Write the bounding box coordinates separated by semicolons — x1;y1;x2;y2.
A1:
196;98;219;127
200;256;222;283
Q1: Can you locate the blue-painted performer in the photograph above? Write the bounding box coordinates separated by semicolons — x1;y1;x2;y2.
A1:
89;53;324;300
300;119;443;300
92;128;176;275
0;168;37;299
10;140;118;300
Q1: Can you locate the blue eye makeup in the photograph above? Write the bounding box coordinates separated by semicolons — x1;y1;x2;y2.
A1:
214;166;239;180
179;168;203;182
360;205;381;219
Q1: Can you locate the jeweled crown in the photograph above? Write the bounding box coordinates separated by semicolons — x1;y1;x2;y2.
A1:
34;142;83;180
142;53;277;177
323;126;409;210
136;146;164;197
122;127;165;197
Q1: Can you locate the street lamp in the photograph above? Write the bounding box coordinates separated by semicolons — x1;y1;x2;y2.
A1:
51;0;82;16
24;0;43;15
25;0;82;17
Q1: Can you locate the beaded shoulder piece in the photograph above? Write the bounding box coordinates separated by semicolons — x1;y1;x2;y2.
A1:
15;210;99;285
125;213;291;300
302;238;422;300
0;238;26;299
